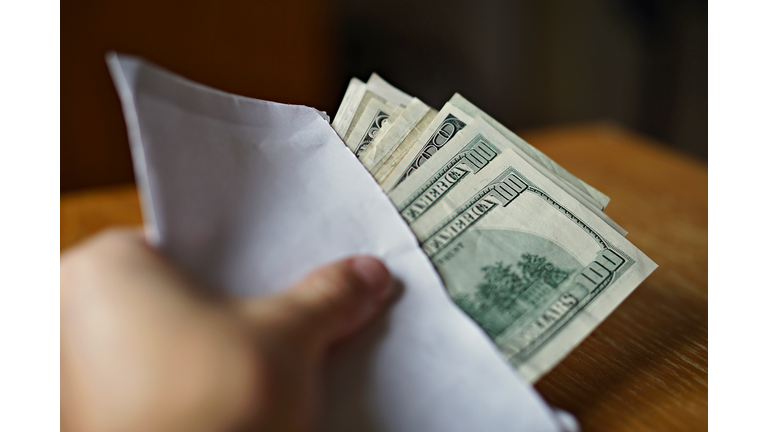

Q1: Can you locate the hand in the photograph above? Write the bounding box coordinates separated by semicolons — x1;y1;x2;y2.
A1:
61;229;394;432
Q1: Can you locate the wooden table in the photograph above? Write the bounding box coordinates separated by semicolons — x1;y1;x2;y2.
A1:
60;123;708;431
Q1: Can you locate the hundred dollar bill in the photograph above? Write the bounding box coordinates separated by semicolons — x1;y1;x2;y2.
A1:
367;73;413;106
373;108;438;184
332;77;365;138
332;73;412;139
380;101;473;192
384;101;624;234
356;101;404;168
344;98;404;157
359;97;433;172
449;93;610;210
402;141;656;382
389;117;627;235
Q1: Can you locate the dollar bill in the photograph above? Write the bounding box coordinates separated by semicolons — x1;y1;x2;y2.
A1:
356;102;404;169
332;77;366;138
373;108;438;184
366;73;413;106
359;97;434;172
344;98;404;157
380;102;474;192
332;74;412;140
400;139;656;382
449;93;611;210
389;117;627;235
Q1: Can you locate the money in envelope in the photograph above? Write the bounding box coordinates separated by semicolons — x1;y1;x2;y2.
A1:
337;73;656;381
108;52;655;432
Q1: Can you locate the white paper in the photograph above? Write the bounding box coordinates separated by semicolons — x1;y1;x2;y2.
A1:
107;52;575;432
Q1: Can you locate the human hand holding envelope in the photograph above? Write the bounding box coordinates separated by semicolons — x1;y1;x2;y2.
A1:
107;53;576;432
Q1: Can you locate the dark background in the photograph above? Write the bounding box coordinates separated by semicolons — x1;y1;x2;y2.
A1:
61;0;706;193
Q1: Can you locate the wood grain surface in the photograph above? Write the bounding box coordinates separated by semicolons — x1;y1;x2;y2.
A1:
520;123;707;432
60;123;708;431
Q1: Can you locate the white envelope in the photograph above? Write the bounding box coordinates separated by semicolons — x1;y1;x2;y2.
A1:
107;52;576;432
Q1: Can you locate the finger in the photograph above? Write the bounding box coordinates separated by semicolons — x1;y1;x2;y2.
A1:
239;256;394;350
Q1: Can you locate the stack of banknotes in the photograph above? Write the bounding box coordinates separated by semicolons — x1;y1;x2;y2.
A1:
333;74;657;382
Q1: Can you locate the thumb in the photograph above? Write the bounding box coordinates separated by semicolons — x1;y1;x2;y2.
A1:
240;256;394;350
